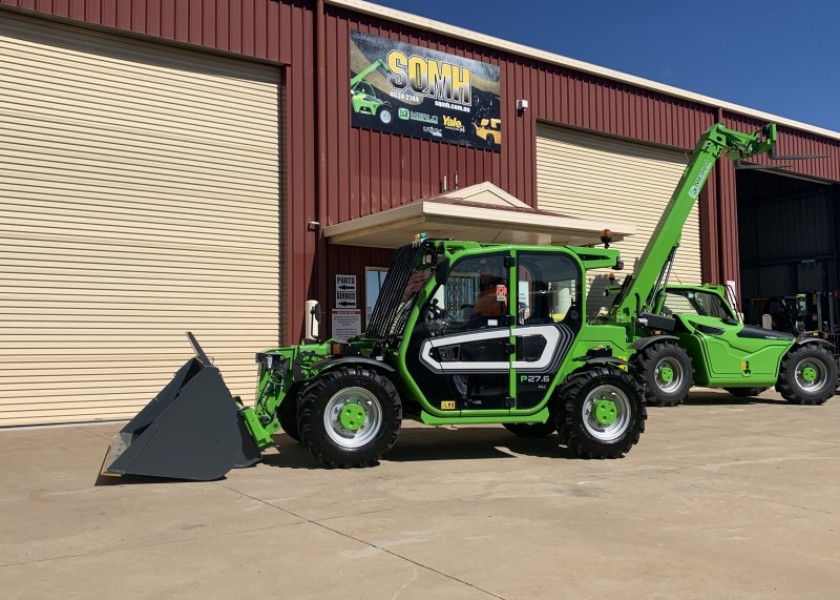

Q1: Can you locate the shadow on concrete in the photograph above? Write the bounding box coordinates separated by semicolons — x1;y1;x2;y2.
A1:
94;473;209;486
681;392;785;407
261;437;323;470
260;427;578;468
385;426;577;463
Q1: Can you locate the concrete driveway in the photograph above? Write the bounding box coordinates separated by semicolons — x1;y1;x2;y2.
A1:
2;389;839;600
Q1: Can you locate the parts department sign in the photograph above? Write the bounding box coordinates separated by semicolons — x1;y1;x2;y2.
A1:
350;31;501;150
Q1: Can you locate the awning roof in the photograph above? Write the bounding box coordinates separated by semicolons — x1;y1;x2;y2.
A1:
322;182;635;248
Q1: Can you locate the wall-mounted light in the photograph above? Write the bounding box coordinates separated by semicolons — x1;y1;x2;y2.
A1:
516;99;529;112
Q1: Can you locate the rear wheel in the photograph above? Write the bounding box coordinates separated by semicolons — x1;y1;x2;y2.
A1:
554;366;646;459
724;387;767;398
633;341;693;406
776;345;837;405
503;422;555;438
297;367;402;467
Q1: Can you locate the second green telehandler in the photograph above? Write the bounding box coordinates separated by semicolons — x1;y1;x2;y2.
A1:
603;123;837;406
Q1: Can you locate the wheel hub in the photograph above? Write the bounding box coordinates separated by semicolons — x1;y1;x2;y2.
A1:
658;366;674;384
324;386;383;449
592;399;618;426
338;402;366;431
800;366;818;383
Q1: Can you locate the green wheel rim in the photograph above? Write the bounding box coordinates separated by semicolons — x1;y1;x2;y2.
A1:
592;399;618;426
338;403;366;431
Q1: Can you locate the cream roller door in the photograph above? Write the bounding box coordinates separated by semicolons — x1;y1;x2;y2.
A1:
536;124;697;316
0;13;281;426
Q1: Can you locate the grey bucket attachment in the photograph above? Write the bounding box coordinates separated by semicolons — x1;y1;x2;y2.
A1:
100;334;262;482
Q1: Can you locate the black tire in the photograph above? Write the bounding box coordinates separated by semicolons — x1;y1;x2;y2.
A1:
503;422;555;438
724;387;767;398
554;366;646;459
277;393;301;442
297;367;402;467
776;345;838;405
632;341;693;407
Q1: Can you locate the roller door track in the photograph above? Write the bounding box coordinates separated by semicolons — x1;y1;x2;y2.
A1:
536;124;699;314
0;14;281;426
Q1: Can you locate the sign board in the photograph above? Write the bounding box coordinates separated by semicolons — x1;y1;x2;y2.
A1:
350;31;501;150
335;274;357;308
332;309;362;341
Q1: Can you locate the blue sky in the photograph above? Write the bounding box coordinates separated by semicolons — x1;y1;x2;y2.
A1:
373;0;840;132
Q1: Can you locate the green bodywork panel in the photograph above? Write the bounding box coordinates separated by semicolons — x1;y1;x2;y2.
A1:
674;314;792;387
661;284;794;387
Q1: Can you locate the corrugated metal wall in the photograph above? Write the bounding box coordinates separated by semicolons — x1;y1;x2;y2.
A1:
0;11;282;425
0;0;320;345
534;125;696;317
3;0;840;344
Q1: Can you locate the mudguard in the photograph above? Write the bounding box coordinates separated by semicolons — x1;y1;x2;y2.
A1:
794;332;835;350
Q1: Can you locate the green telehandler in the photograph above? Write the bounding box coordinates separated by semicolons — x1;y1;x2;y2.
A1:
102;238;645;479
99;122;834;481
603;124;837;407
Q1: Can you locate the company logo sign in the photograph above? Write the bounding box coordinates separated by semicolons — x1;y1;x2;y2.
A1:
350;31;501;150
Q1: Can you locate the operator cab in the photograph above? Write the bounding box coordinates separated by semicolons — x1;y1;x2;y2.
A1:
402;243;583;413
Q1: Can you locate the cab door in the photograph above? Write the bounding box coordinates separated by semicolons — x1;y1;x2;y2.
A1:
404;251;514;411
513;251;582;410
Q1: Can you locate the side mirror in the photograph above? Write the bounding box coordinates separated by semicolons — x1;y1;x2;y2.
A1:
434;256;449;286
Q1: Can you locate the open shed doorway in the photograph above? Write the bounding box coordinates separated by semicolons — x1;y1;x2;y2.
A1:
737;170;839;339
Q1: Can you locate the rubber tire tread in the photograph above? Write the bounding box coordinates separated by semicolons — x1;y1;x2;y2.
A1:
555;366;647;459
297;367;402;468
277;391;301;442
632;341;694;407
503;422;556;438
776;345;838;405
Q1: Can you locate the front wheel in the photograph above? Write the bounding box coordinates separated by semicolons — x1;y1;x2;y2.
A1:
277;393;301;442
297;367;402;467
503;422;555;438
554;366;646;459
632;341;693;406
776;345;838;405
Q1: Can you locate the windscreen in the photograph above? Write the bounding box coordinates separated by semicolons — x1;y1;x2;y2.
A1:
365;244;426;341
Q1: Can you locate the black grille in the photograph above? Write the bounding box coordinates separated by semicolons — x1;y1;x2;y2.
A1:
366;244;422;341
